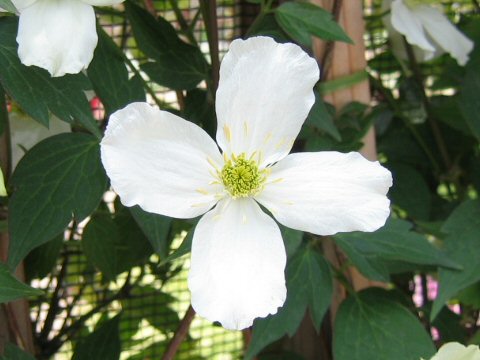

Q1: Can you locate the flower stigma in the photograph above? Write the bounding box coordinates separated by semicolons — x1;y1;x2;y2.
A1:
220;153;267;198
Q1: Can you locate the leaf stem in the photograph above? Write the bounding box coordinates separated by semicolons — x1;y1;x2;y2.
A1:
168;0;199;47
403;38;452;171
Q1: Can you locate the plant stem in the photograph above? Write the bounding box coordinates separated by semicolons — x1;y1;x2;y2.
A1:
161;305;196;360
403;39;452;171
200;0;220;93
369;75;441;173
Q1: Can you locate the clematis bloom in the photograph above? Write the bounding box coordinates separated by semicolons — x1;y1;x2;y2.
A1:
383;0;473;66
10;0;124;77
424;342;480;360
100;36;393;330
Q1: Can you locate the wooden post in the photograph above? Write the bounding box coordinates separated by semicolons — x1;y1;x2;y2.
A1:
286;2;384;359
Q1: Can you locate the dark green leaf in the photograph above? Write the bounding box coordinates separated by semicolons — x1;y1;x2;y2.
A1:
275;2;352;47
459;27;480;141
8;133;107;270
0;343;35;360
24;234;63;280
159;229;193;266
333;288;435;360
88;27;145;115
0;0;17;13
130;205;171;259
126;1;208;90
0;262;42;304
0;18;100;137
335;218;460;282
184;89;216;137
281;225;303;258
387;163;432;220
72;315;121;360
305;91;341;141
82;211;153;280
246;247;332;359
432;200;480;320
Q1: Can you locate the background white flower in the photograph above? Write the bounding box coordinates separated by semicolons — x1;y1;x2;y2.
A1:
382;0;474;66
100;36;393;330
11;0;124;77
424;342;480;360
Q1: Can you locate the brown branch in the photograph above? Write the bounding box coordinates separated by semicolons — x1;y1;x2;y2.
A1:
161;305;196;360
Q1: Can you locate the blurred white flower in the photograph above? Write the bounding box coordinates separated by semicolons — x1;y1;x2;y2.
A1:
425;342;480;360
100;36;393;330
10;111;70;169
9;0;124;77
383;0;474;66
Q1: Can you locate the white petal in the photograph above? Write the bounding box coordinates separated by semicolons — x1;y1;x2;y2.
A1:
390;0;436;53
17;0;97;77
101;102;224;219
413;5;474;66
81;0;124;6
189;198;286;330
256;152;392;236
215;36;319;166
430;342;480;360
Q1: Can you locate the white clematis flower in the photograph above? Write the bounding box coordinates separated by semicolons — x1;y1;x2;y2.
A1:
11;0;124;77
424;342;480;360
383;0;474;66
100;36;393;330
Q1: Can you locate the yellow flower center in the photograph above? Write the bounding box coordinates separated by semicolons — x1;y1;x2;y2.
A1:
220;153;266;198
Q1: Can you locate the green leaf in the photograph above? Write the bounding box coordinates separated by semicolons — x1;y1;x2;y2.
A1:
184;89;216;137
130;205;172;259
333;288;435;360
0;262;42;304
275;2;352;47
387;163;432;220
0;18;100;138
459;29;480;141
0;0;17;13
431;200;480;320
245;247;332;359
126;1;208;90
318;71;368;95
88;27;145;115
334;218;460;282
24;234;63;280
82;211;153;280
8;133;107;270
159;228;194;266
72;315;121;360
0;343;35;360
305;91;341;141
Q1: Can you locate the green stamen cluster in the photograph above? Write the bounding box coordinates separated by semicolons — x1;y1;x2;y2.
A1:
221;154;265;198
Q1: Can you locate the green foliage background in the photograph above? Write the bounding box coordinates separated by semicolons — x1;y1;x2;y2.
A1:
0;0;479;359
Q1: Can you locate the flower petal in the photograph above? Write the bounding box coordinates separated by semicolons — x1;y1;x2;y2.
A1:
390;0;436;54
17;0;97;77
256;152;392;235
101;102;224;219
80;0;124;6
413;5;474;66
215;36;319;166
189;198;286;330
430;342;480;360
